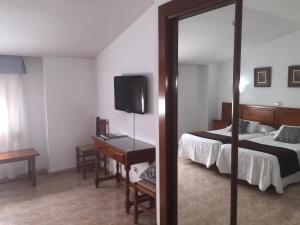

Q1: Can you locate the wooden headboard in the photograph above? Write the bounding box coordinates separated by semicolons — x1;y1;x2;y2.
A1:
222;102;300;129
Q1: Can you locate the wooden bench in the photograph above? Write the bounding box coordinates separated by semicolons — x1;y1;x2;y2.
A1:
0;148;39;186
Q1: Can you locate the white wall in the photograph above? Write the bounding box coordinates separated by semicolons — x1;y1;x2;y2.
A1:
178;64;208;137
178;63;220;136
217;60;233;118
96;6;158;179
207;64;220;129
2;56;96;176
95;0;170;222
9;56;97;175
95;8;159;145
22;57;48;171
43;57;96;172
218;31;300;111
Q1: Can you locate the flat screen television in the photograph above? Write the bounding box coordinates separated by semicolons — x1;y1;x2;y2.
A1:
114;75;147;114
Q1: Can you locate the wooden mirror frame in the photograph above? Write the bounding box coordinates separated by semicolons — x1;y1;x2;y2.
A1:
158;1;243;225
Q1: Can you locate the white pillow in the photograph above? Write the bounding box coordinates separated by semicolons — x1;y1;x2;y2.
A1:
257;124;275;135
226;124;232;130
273;127;283;139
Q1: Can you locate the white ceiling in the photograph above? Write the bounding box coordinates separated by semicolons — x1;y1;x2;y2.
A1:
0;0;154;58
179;5;235;65
179;1;300;65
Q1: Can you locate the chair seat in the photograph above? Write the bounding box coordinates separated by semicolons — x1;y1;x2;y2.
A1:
77;144;95;152
137;180;156;194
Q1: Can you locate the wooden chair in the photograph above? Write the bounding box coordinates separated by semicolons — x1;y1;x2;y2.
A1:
76;117;108;179
96;116;109;137
134;180;156;224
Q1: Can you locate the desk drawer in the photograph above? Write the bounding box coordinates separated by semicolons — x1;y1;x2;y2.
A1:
95;141;105;149
108;148;124;163
97;147;107;155
94;142;107;155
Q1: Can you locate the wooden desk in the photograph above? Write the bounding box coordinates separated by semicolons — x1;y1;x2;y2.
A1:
92;136;155;213
0;148;39;186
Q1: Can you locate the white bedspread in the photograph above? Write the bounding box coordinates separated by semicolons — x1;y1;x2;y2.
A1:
216;135;300;193
178;128;264;168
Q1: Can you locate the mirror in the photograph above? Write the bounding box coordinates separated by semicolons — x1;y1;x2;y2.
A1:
177;4;235;224
237;0;300;224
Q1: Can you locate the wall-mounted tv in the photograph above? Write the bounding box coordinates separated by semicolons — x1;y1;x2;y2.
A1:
114;75;147;114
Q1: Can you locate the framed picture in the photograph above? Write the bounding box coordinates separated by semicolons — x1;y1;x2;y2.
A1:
254;67;271;87
288;65;300;87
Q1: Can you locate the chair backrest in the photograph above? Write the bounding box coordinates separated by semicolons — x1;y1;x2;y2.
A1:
96;117;109;136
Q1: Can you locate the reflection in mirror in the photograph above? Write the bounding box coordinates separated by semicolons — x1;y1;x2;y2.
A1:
228;0;300;224
177;5;235;224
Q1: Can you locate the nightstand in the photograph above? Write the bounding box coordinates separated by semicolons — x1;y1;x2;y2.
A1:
212;119;229;130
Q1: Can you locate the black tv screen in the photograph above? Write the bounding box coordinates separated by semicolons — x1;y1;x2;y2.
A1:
114;75;147;114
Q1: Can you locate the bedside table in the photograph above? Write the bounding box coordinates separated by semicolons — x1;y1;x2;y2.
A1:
212;119;229;130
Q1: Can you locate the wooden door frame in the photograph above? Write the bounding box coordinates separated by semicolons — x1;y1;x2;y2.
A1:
158;1;243;225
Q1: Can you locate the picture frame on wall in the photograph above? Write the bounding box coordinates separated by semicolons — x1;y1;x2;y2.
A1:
288;65;300;87
254;67;271;87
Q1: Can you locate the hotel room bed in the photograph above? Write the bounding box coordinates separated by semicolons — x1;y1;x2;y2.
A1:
178;127;265;168
216;134;300;193
178;103;300;193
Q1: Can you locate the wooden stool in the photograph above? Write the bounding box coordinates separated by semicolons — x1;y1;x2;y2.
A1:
76;144;107;179
134;180;156;224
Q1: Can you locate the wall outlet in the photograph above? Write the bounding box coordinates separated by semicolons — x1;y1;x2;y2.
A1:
134;167;138;174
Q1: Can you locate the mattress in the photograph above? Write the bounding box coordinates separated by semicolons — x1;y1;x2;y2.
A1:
216;135;300;193
178;128;265;168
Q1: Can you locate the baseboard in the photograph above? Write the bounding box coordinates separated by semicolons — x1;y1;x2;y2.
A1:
0;167;78;184
0;169;47;184
47;167;76;176
0;165;118;184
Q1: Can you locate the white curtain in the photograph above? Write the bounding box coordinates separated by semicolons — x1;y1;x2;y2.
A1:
0;73;29;179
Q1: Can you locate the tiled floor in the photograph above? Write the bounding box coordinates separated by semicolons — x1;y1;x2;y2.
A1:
178;157;300;225
1;159;300;225
0;171;154;225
